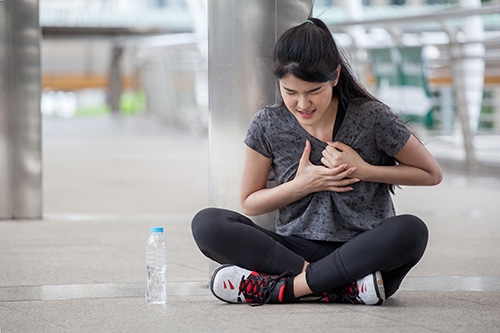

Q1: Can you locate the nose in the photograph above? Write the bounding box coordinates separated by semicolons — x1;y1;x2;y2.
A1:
297;94;311;110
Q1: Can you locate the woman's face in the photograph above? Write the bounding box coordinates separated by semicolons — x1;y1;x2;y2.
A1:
279;74;338;128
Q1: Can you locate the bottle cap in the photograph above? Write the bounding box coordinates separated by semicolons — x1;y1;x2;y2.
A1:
151;227;164;233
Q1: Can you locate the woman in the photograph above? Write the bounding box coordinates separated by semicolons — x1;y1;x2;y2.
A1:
191;17;442;305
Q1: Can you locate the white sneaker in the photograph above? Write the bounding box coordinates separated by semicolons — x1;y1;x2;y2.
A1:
324;271;385;305
210;264;290;304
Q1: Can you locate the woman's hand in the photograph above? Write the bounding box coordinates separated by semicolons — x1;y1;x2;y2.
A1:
321;141;368;179
320;135;443;186
240;141;359;216
294;140;359;194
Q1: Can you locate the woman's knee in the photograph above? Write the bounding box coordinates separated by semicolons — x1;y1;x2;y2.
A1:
191;207;250;249
192;207;217;230
401;214;428;242
388;214;429;256
191;207;222;244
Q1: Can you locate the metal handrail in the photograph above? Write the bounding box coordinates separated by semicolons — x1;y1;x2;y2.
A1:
327;4;500;30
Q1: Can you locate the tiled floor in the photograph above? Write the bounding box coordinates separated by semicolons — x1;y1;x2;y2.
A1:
1;116;499;332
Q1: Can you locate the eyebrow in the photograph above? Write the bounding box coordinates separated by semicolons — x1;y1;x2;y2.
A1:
282;85;323;93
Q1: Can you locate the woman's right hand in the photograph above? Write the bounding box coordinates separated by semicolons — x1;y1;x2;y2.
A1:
293;140;359;195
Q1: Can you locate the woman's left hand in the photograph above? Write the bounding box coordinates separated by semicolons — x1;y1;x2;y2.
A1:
321;141;367;178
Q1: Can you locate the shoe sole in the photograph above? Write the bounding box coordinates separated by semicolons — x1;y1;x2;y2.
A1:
372;271;385;306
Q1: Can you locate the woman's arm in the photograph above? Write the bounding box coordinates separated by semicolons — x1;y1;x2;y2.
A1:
322;134;443;186
240;141;359;216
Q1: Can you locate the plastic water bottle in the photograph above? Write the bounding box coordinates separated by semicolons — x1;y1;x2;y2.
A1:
146;227;167;304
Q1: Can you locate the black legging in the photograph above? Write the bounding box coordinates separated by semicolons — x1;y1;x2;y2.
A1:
191;207;428;298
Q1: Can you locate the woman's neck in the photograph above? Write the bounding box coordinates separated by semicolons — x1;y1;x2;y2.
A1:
302;97;338;142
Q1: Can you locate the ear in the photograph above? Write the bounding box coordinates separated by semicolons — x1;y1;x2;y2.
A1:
332;65;341;87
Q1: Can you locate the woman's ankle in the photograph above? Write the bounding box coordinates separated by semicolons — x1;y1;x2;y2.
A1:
293;272;313;298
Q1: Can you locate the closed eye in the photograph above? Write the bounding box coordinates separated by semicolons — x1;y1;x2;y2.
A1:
282;86;323;95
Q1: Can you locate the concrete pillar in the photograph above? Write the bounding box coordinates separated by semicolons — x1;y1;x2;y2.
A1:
208;0;312;227
0;0;11;218
0;0;42;219
207;0;312;273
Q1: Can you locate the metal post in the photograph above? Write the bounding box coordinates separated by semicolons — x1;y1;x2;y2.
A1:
459;0;485;133
208;0;312;226
207;0;312;273
0;0;42;219
0;0;12;218
108;45;124;116
443;22;476;170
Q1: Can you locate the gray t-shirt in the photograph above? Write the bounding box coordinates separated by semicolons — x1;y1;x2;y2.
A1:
244;100;411;242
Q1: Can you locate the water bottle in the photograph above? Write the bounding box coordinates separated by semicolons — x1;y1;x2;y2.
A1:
146;227;167;304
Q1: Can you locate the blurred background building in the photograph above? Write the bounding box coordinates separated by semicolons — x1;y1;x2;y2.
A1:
39;0;500;171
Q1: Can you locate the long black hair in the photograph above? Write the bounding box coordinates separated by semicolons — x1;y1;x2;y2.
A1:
273;17;379;110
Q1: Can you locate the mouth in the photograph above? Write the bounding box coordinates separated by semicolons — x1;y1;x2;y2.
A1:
297;109;316;119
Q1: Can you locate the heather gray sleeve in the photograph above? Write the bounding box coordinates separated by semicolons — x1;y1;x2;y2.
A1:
373;105;411;156
244;109;273;158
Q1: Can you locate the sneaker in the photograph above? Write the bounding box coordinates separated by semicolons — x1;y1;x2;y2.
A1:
324;271;385;305
210;264;290;304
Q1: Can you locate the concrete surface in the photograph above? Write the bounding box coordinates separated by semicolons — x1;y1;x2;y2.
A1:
0;116;499;332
